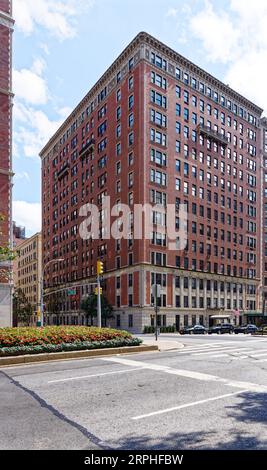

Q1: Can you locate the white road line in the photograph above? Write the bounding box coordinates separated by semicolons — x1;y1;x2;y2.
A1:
48;367;145;384
211;354;231;358
103;357;267;393
249;351;267;358
132;390;249;420
191;347;253;356
178;345;234;354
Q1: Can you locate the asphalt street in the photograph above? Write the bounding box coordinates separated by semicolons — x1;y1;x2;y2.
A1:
1;334;267;450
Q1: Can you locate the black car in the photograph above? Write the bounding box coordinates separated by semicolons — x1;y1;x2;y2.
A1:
234;324;258;334
208;323;234;334
180;325;208;335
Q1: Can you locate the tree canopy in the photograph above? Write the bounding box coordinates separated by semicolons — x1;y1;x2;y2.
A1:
81;294;114;326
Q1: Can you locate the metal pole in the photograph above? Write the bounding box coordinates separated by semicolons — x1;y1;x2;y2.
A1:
97;274;102;328
155;288;158;341
40;275;44;327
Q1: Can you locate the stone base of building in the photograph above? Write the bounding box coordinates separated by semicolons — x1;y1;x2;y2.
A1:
44;306;246;334
0;284;12;327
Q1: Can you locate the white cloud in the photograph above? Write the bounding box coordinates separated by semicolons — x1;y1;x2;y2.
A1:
13;201;41;236
187;0;267;113
40;43;50;56
166;8;178;18
14;102;68;158
13;0;94;41
190;2;240;63
14;172;31;182
13;61;48;105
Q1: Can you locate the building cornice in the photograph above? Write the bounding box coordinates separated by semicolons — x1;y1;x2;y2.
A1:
0;169;14;177
39;31;264;159
140;32;263;116
40;33;144;158
0;10;14;30
0;86;14;97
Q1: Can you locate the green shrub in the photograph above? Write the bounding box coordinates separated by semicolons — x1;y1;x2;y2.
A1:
0;337;142;357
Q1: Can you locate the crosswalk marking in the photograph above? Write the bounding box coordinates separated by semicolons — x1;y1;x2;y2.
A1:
175;341;267;361
191;347;254;356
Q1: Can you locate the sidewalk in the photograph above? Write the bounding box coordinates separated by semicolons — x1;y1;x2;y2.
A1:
142;338;184;351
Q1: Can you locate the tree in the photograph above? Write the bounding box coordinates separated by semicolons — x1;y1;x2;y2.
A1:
0;214;16;281
81;294;114;327
46;294;61;325
13;288;33;326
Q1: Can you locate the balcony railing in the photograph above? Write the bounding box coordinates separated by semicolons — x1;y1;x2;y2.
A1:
197;124;228;146
57;163;70;180
79;139;95;158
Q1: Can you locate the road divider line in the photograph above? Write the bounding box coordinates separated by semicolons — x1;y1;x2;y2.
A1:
132;390;249;420
102;357;267;393
48;367;145;383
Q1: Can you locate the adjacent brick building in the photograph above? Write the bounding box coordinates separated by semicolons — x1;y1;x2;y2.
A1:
40;32;264;332
13;232;42;321
0;0;14;327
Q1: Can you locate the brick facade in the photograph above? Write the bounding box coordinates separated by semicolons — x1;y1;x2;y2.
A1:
0;0;13;326
40;32;264;332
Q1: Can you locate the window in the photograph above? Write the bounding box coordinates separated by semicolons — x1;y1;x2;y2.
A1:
151;52;167;70
150;169;167;186
128;132;134;146
129;57;134;71
150;128;167;146
116;89;121;102
128;76;134;90
151;148;167;166
116;106;121;120
176;140;181;153
128;95;134;109
151;90;167;108
151;71;167;90
150;109;167;127
128;113;134;128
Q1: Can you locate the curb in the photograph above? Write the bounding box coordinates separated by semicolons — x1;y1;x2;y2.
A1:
143;342;185;352
0;344;158;367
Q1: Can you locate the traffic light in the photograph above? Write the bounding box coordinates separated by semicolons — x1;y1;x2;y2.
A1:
94;287;103;295
97;260;104;275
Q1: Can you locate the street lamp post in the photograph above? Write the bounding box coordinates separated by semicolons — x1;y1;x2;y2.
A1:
38;258;64;327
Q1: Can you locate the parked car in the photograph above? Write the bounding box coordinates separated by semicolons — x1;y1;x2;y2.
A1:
208;323;234;334
234;324;258;334
257;325;267;334
180;324;208;335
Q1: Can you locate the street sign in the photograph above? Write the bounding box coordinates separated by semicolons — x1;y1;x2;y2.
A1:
152;284;161;299
67;289;76;296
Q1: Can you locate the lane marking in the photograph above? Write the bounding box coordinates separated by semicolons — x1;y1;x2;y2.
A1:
132;390;249;420
249;352;267;358
48;367;145;383
191;347;253;356
102;357;267;393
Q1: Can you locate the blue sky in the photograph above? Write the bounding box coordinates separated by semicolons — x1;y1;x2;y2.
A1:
12;0;267;236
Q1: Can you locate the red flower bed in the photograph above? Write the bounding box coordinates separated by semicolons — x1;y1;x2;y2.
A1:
0;326;131;348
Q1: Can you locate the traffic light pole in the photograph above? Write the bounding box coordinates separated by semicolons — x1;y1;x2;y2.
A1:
97;274;102;328
155;292;158;341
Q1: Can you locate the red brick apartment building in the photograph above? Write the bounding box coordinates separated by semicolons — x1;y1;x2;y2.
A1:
40;32;265;332
0;0;14;327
